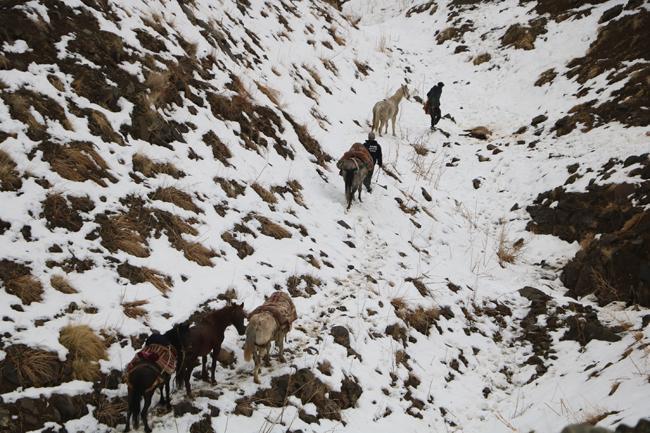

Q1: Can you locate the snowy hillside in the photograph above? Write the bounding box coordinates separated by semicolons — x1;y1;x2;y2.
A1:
0;0;648;432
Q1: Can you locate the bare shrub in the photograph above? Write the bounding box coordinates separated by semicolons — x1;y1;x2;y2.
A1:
59;324;107;381
391;298;440;335
117;262;172;295
41;141;116;186
4;345;63;388
181;240;216;267
496;222;524;267
98;214;149;257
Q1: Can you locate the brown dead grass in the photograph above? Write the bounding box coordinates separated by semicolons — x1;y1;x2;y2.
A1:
59;324;107;381
50;274;78;294
256;81;282;107
132;153;183;178
6;274;43;305
0;149;22;191
222;232;255;259
145;63;191;108
255;215;291;239
215;177;247;198
122;299;149;319
98;214;149;257
496;223;524;267
181;240;216;267
151;186;201;213
391;298;440;336
251;182;278;204
5;345;62;388
42;141;116;187
328;25;346;46
94;396;127;427
320;57;339;75
117;262;172;295
203;131;232;167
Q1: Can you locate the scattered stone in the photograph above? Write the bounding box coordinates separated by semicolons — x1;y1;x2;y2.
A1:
466;126;491;140
421;187;432;201
472;178;481;189
337;220;351;229
173;400;201;417
531;114;548;126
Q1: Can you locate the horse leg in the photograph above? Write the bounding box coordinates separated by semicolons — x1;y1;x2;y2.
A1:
210;348;217;385
263;343;271;366
184;356;194;397
164;377;171;409
201;354;208;381
252;347;261;384
141;391;153;433
391;113;397;136
276;331;286;362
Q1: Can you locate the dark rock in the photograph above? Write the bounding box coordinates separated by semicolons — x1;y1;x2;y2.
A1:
234;399;253;417
561;313;622;345
518;286;551;303
567;163;580;174
190;414;215;433
531;114;547;126
173;400;201;417
615;418;650;433
343;240;355;248
337;220;351;230
642;314;650;328
330;326;350;349
421;187;432;201
472;178;481;189
599;4;623;23
329;375;362;409
510;203;519;211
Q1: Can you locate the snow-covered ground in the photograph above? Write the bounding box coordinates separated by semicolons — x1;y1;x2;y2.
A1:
0;0;648;432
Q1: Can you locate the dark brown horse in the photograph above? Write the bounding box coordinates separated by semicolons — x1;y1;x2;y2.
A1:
176;303;246;396
124;322;190;433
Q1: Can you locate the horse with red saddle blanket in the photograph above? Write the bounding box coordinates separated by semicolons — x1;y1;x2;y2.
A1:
336;142;374;210
124;322;190;433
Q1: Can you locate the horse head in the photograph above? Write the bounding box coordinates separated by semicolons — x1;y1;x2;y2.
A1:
401;84;411;101
231;302;247;335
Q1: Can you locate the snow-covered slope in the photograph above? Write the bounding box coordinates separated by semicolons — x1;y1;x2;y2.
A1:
0;0;648;432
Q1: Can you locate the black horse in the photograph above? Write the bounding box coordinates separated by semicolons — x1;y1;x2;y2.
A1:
124;322;189;433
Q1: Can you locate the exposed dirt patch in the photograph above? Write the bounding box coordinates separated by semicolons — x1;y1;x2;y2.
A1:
255;215;291;239
561;311;622;345
516;286;556;382
1;89;72;141
555;10;650;134
41;193;94;232
391;298;440;336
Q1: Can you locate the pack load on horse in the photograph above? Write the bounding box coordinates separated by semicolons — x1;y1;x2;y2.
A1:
124;322;190;433
175;303;246;397
244;291;297;384
371;83;410;136
336;142;374;210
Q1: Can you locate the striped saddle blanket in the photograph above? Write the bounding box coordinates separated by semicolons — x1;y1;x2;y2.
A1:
125;343;177;376
249;291;297;332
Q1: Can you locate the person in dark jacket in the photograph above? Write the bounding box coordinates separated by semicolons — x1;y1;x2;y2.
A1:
363;132;383;193
426;82;444;130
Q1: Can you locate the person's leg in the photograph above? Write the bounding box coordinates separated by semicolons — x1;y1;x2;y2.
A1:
364;165;374;193
433;106;441;126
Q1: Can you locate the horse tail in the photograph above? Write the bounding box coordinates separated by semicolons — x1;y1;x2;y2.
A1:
344;168;354;196
127;384;142;426
244;324;255;362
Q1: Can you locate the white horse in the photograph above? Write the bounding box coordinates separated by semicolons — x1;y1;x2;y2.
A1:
243;291;296;384
372;84;410;136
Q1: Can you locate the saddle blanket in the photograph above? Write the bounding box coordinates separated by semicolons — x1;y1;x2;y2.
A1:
338;143;373;169
125;343;177;376
249;291;297;332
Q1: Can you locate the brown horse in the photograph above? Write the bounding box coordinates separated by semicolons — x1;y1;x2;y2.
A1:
175;303;246;396
337;143;373;210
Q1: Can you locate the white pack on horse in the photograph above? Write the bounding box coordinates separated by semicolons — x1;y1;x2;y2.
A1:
243;291;297;384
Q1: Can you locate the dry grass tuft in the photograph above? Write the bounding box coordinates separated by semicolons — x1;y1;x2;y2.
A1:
132;153;183;179
59;324;107;381
151;186;201;213
320;57;339;75
496;222;524;267
221;232;255;259
255;215;291;239
215;177;247;198
122;299;149;319
5;345;62;388
251;182;278;204
255;81;282;107
50;274;78;294
391;298;440;336
42;141;116;186
181;240;216;267
98;214;149;257
117;262;172;295
94;396;127;427
203;131;232;167
0;149;22;191
6;274;43;304
328;25;346;46
317;360;332;376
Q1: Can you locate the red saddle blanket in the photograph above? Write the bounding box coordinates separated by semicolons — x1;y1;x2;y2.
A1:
125;343;177;376
338;143;373;169
249;291;297;332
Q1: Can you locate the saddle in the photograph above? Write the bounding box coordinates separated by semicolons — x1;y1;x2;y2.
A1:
338;143;373;169
249;291;297;333
124;343;178;391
